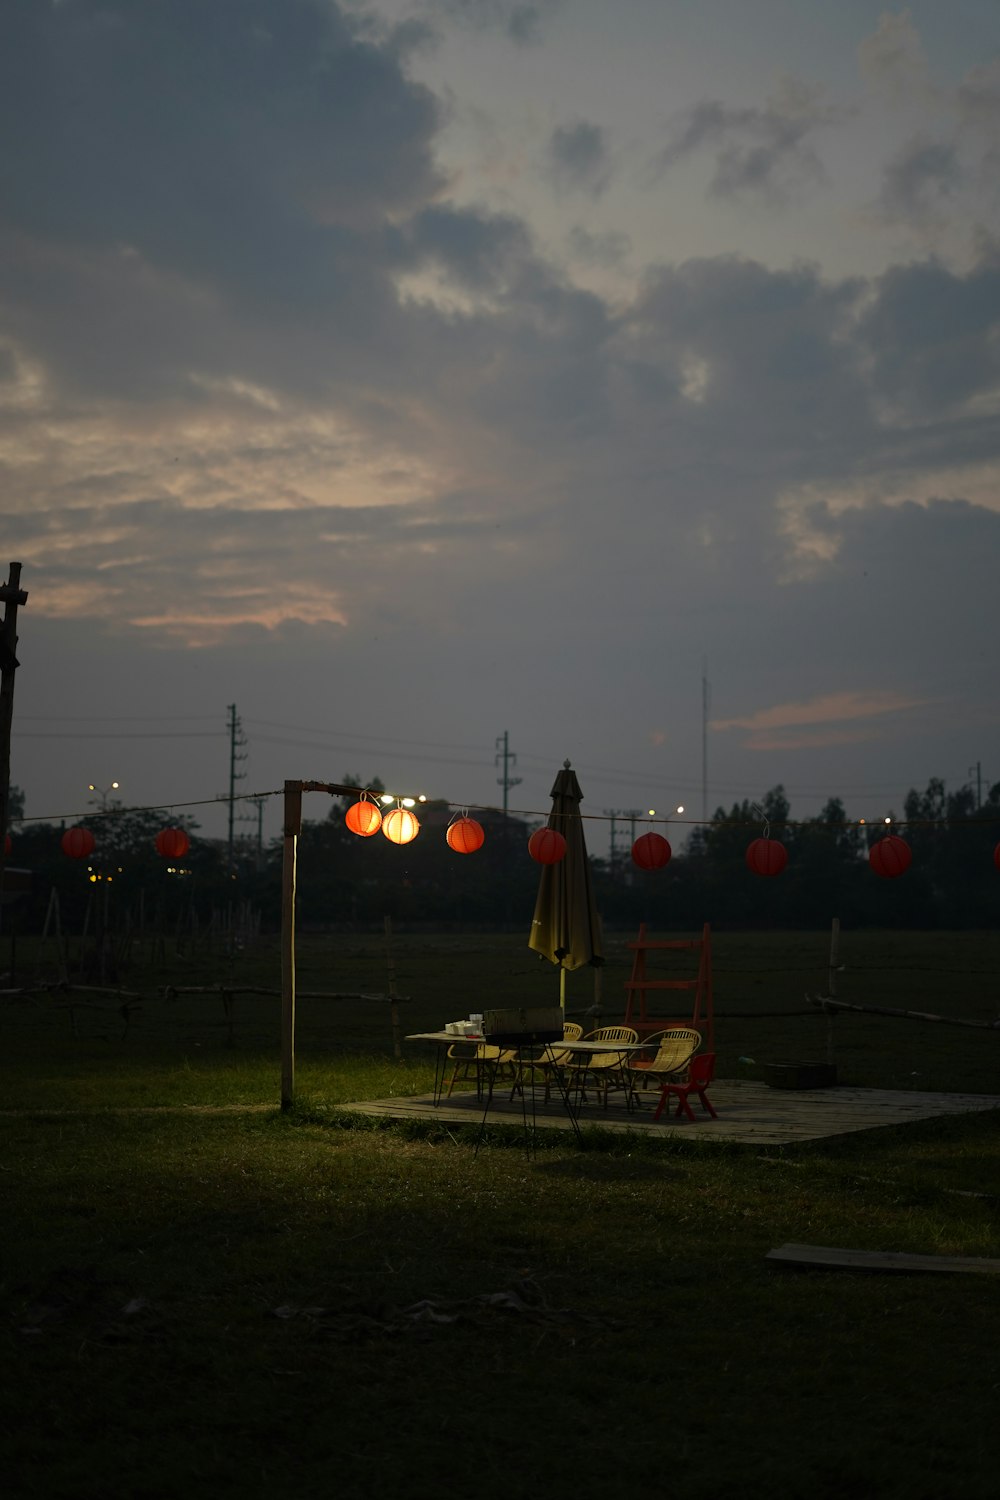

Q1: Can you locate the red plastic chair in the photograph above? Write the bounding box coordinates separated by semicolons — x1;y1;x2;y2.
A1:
652;1052;718;1122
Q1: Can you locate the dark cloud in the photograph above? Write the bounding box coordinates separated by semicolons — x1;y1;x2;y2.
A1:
406;204;534;289
651;79;839;203
566;225;632;269
872;136;962;228
856;257;1000;421
547;121;611;197
0;0;444;394
956;57;1000;130
428;0;560;45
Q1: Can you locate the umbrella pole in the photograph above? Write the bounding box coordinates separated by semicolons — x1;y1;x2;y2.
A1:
560;965;566;1013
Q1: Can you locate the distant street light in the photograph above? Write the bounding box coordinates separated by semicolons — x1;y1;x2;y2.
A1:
88;780;120;810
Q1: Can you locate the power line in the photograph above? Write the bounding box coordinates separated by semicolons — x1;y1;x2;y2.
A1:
15;714;223;723
244;718;492;754
14;730;224;740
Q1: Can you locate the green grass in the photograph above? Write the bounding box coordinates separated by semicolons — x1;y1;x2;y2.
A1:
2;930;1000;1498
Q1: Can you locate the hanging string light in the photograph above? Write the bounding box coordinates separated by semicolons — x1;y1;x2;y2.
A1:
382;801;420;845
869;831;911;878
631;830;671;869
745;808;788;877
61;826;96;859
446;813;485;854
155;827;190;859
528;827;566;864
345;792;383;837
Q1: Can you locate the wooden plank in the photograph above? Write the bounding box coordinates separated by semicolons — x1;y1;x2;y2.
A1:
335;1080;1000;1147
767;1243;1000;1275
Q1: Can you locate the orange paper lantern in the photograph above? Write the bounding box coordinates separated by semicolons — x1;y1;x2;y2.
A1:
447;817;485;854
869;835;911;878
745;837;788;877
345;798;382;837
382;807;420;845
62;826;96;859
155;827;190;859
528;828;567;864
631;832;671;870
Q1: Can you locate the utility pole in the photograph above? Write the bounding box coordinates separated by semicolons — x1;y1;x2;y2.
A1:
250;795;267;870
495;731;522;815
605;808;642;874
227;704;248;870
604;810;618;868
968;762;983;810
0;562;28;909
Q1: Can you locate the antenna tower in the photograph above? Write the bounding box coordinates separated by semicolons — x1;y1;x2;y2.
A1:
702;660;711;825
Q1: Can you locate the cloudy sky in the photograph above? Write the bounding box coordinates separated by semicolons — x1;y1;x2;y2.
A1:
3;0;999;848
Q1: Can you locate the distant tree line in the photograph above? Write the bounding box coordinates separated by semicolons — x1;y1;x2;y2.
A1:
3;774;999;943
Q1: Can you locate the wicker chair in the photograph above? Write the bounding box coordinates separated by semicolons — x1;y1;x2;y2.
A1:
626;1027;701;1107
565;1025;639;1109
512;1021;584;1102
445;1041;517;1098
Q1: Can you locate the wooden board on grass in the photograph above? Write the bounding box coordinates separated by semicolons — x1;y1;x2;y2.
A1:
767;1243;1000;1275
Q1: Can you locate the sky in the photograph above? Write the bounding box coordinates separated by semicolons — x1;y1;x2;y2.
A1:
3;0;999;850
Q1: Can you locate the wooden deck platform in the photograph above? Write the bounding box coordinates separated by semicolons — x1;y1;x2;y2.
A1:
338;1079;1000;1147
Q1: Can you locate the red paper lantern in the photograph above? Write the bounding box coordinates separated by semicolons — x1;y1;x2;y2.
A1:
994;841;1000;872
3;832;10;856
62;826;96;859
631;832;672;870
447;817;485;854
155;827;190;860
382;807;420;845
745;837;788;877
528;828;567;864
869;834;911;879
345;798;382;837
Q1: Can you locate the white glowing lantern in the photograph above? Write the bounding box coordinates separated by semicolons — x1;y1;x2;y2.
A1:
382;806;420;845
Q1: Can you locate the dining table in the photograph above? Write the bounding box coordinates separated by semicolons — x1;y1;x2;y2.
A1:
404;1030;494;1106
405;1030;647;1116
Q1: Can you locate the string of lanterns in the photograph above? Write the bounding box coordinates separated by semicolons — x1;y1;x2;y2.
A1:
4;801;998;880
56;826;191;860
337;795;1000;880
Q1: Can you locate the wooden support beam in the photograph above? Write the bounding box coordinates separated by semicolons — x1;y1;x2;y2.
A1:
0;561;27;912
280;780;302;1110
806;993;1000;1030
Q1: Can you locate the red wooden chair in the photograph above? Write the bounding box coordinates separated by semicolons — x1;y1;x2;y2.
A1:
652;1052;718;1122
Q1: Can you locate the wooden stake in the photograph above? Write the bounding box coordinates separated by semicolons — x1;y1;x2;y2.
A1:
0;562;28;927
280;781;302;1110
384;915;402;1059
826;917;840;1065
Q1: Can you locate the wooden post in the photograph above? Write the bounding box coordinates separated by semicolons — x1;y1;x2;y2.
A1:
384;915;402;1058
280;780;302;1110
826;917;840;1065
0;562;28;925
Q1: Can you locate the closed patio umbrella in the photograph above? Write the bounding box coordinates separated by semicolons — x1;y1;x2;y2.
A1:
528;760;605;1011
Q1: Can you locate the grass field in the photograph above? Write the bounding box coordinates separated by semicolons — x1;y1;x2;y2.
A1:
2;929;999;1498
